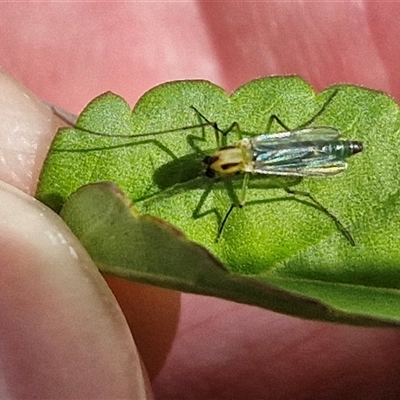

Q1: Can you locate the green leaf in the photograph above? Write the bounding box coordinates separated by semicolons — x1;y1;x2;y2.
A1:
59;182;400;326
37;76;400;325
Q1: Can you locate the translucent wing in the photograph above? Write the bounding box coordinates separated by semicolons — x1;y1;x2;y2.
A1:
253;126;341;143
253;157;348;176
249;127;349;177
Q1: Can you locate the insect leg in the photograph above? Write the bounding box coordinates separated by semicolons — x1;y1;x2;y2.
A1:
191;182;225;226
180;106;218;153
239;173;250;206
217;173;251;241
265;115;292;133
217;204;235;241
284;187;355;246
190;106;242;147
297;89;339;129
265;89;340;133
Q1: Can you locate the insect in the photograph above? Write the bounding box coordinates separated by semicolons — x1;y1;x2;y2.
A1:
190;91;363;245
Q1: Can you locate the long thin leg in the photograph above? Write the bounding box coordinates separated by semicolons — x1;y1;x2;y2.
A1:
265;89;339;133
265;114;292;133
239;173;250;206
284;187;355;246
216;173;251;241
217;204;235;241
190;106;242;147
192;183;219;222
297;89;339;129
185;106;218;153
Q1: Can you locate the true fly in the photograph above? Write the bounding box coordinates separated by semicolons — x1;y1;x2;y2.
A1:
201;120;363;245
191;91;363;245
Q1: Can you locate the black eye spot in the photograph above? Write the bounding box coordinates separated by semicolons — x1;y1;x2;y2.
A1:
205;168;215;178
203;155;218;166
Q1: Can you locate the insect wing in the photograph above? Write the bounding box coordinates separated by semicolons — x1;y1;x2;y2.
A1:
250;127;347;177
255;126;342;142
253;158;348;176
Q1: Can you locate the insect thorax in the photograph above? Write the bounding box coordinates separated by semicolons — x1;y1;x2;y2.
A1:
204;141;252;176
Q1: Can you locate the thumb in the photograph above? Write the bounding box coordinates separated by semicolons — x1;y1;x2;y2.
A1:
0;68;153;399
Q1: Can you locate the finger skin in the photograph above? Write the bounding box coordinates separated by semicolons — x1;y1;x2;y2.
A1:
0;181;153;399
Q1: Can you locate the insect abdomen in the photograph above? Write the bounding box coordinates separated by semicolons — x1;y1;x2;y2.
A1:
325;140;363;158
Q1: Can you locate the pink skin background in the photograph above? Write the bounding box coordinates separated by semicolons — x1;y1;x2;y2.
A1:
1;2;400;399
